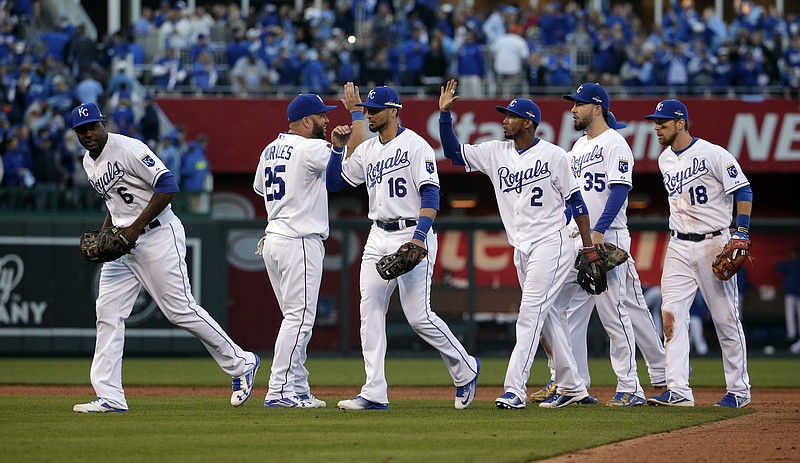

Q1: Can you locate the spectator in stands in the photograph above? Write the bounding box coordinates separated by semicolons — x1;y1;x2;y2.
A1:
225;27;249;71
736;49;765;90
545;44;573;86
151;47;186;92
139;94;160;147
110;95;136;137
300;48;333;95
620;51;657;88
230;50;270;96
189;33;211;63
490;26;529;97
1;134;33;189
30;127;64;209
65;24;97;79
456;28;485;97
38;16;72;63
482;4;508;46
180;133;211;213
687;40;714;90
528;51;547;89
362;46;394;87
107;61;134;96
191;50;218;93
779;34;800;99
72;71;104;106
400;25;428;87
132;6;155;38
421;33;448;95
710;48;734;93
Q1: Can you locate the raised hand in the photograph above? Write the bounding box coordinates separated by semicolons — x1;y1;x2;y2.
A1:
439;79;460;112
331;125;352;149
342;82;363;114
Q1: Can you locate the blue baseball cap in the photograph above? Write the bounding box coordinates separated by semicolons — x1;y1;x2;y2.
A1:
356;86;403;109
287;94;337;122
563;83;610;110
494;98;541;123
644;99;688;121
608;111;627;129
71;102;105;129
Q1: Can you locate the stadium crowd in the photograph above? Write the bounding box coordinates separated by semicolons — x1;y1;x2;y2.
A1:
1;0;800;209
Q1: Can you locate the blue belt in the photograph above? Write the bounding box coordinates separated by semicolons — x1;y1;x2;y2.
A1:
140;219;161;234
375;219;417;231
671;229;722;242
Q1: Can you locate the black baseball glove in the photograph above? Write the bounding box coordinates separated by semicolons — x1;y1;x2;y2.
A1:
375;241;428;280
575;246;608;295
80;226;136;263
598;242;629;271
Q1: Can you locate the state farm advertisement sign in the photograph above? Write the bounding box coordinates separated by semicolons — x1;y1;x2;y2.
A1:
158;97;800;173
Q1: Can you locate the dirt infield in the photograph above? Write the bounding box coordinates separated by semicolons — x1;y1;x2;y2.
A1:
4;385;798;462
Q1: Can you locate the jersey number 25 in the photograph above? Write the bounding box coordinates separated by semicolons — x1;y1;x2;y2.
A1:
264;165;286;201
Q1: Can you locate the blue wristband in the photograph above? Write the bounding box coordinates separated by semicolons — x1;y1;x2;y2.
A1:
735;214;750;230
413;216;434;242
351;111;365;121
331;145;345;155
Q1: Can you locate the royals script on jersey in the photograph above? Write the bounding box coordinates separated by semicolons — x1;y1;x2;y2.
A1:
341;128;438;222
658;137;749;234
82;133;173;228
461;138;579;250
253;132;331;239
568;129;633;230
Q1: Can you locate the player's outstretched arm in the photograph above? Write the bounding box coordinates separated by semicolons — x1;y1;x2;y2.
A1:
438;79;465;166
326;125;351;192
341;82;365;155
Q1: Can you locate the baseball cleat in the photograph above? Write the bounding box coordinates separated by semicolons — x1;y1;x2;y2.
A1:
495;392;525;409
298;393;327;408
538;392;589;409
73;398;128;413
529;379;557;402
714;393;750;408
576;395;599;405
647;390;694;407
455;357;480;410
264;396;313;408
606;392;646;407
337;395;389;410
231;355;260;407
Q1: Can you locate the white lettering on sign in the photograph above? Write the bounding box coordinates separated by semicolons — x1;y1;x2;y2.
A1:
775;113;800;160
728;113;778;160
0;255;48;325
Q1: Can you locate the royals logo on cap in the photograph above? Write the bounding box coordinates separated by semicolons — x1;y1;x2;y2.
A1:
644;99;689;121
563;83;610;110
71;103;106;130
494;98;542;122
357;86;403;109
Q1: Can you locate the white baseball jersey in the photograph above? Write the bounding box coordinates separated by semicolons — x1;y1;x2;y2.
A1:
83;133;173;227
461;139;578;250
568;129;632;230
253;132;331;239
341;128;438;221
658;138;749;234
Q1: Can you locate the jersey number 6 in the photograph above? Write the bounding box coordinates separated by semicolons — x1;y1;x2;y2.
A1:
264;165;286;201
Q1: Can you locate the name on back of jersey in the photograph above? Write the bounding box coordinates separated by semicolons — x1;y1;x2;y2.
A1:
263;143;294;161
663;157;708;196
498;159;550;193
366;148;409;188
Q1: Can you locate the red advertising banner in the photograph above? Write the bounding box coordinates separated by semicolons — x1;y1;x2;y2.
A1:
158;97;800;174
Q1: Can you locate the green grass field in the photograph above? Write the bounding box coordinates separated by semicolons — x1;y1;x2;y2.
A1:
2;356;797;463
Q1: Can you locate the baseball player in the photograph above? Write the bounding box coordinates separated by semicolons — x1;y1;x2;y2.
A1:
531;110;667;404
70;103;259;413
556;83;646;406
326;85;480;410
644;99;752;408
438;79;591;409
254;84;364;408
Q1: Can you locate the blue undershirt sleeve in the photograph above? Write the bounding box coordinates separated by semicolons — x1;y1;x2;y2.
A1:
593;184;630;234
438;111;465;166
732;184;753;203
419;184;440;210
154;172;180;193
565;191;588;217
326;147;348;192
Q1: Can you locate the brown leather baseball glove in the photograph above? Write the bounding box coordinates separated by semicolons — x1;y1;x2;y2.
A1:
375;241;428;280
712;238;751;280
80;226;136;263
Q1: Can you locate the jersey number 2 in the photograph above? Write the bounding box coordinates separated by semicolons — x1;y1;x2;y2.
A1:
264;165;286;201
